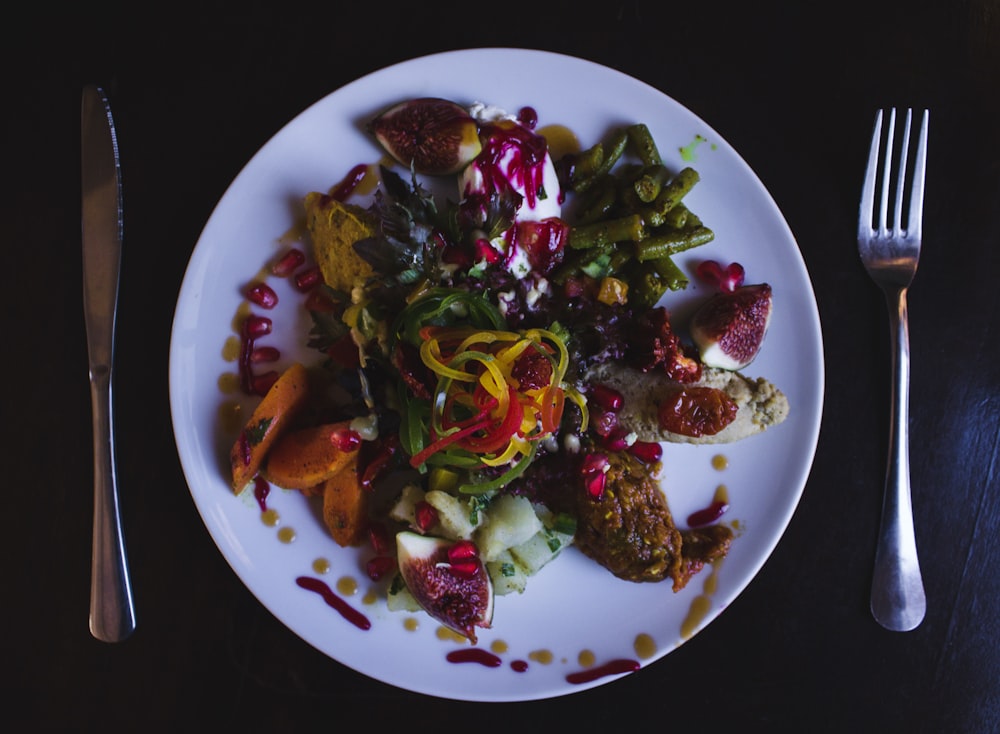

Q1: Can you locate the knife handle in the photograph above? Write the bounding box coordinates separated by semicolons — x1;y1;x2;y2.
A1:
89;367;136;642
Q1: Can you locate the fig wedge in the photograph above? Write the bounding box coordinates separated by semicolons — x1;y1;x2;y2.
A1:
368;98;482;176
690;283;773;371
396;531;494;642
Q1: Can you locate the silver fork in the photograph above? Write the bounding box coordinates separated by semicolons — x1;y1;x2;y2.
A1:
858;108;928;631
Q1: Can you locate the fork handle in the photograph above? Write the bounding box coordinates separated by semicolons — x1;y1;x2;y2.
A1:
870;286;926;631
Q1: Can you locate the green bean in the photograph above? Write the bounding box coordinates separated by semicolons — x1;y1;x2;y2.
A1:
571;128;629;193
640;167;700;227
574;174;618;224
569;141;605;182
626;267;668;310
659;202;690;229
634;225;715;261
569;213;645;250
627;123;662;167
649;255;690;291
633;164;671;203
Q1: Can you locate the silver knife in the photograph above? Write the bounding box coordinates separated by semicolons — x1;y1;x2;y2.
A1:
81;84;136;642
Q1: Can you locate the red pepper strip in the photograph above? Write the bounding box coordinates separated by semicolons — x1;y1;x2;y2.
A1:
461;385;524;455
360;434;400;491
409;419;491;469
536;385;565;436
441;395;498;431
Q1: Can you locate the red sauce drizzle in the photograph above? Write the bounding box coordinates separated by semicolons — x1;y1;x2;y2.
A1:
329;163;369;201
253;476;270;512
295;576;371;631
566;658;640;685
475;121;549;211
510;659;529;672
446;648;502;667
687;500;729;528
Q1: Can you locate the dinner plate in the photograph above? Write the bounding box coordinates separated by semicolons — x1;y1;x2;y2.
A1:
169;48;824;702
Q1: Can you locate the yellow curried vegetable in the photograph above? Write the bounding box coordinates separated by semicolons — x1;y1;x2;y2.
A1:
304;192;377;292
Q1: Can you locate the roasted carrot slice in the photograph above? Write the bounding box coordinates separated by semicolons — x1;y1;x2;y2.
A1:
321;454;368;547
229;362;309;493
260;420;358;490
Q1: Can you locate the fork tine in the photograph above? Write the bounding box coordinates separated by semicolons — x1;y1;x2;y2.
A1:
859;109;883;239
879;108;897;235
892;109;912;233
908;109;929;239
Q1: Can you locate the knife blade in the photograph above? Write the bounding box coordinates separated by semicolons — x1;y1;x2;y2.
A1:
82;84;136;642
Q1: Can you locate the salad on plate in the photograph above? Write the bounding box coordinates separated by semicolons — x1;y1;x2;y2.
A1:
225;96;789;644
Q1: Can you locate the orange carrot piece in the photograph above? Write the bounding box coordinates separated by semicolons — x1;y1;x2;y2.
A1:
321;454;368;547
229;362;309;493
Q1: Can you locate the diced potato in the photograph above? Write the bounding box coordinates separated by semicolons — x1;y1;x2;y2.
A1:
487;550;528;596
424;490;479;540
510;528;574;576
389;484;426;526
475;494;542;562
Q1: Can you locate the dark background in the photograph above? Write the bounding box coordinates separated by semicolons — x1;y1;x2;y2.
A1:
5;1;999;730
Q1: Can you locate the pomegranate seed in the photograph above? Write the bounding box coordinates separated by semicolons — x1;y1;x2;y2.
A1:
271;248;306;277
448;560;480;578
245;282;278;308
250;346;280;363
581;452;609;475
696;260;745;292
581;452;609;499
251;370;279;396
591;407;619;437
589;384;624;412
366;555;397;581
585;471;607;498
687;500;729;528
368;522;392;555
294;265;322;292
238;432;252;467
447;539;479;563
329;163;369;202
242;314;272;339
330;427;362;452
474;238;502;264
600;428;629;452
415;501;438;532
628;440;663;463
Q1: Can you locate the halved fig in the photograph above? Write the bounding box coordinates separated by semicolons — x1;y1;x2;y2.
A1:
396;531;494;642
690;283;773;371
368;98;482;176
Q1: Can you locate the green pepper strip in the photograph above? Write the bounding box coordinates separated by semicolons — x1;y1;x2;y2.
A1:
458;441;538;495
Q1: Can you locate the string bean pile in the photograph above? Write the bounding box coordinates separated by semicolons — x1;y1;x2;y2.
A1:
554;123;714;308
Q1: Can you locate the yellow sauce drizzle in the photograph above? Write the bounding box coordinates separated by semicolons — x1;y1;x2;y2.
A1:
336;576;358;596
528;649;554;665
633;633;657;660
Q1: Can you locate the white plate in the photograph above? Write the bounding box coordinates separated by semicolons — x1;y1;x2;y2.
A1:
169;48;824;702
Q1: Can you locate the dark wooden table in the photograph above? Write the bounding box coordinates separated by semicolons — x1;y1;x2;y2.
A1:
8;1;999;730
